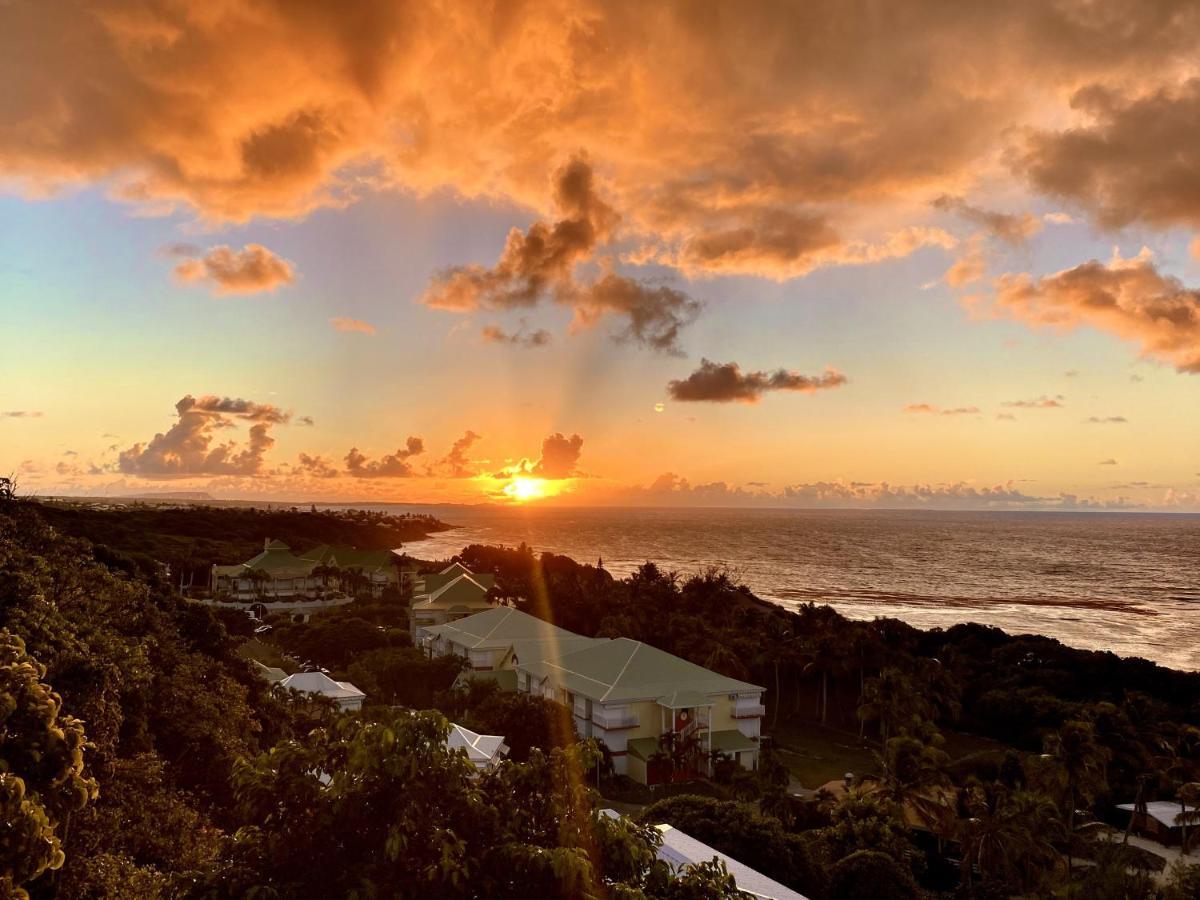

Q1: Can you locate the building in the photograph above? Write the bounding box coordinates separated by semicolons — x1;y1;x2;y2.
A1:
250;660;288;684
423;607;765;784
211;539;409;600
409;562;497;638
1116;800;1200;846
600;810;807;900
279;671;367;712
446;723;509;770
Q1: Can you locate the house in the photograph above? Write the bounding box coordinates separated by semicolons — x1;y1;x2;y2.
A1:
212;539;406;600
600;810;807;900
1116;800;1200;847
279;671;366;712
408;562;497;638
250;660;288;684
424;607;765;784
446;723;509;770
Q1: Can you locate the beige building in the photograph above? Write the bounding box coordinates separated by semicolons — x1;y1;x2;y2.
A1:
423;607;765;784
212;539;408;600
409;562;497;638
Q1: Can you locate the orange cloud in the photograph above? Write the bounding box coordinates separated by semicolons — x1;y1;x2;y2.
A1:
988;251;1200;373
330;317;376;334
172;244;295;295
904;404;980;416
344;438;425;478
7;2;1197;272
481;324;551;347
667;359;847;403
119;395;293;479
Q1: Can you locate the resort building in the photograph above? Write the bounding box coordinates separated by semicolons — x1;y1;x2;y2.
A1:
446;723;509;770
409;562;497;638
279;671;367;712
1116;800;1200;847
211;539;409;600
422;607;765;784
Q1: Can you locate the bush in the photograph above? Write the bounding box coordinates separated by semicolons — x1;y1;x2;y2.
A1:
828;850;920;900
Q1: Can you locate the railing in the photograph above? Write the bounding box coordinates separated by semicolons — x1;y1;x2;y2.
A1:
592;708;639;730
732;703;767;718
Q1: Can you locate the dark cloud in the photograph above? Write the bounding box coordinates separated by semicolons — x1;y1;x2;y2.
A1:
173;243;295;295
481;324;552;348
988;253;1200;373
344;437;424;478
531;433;583;479
1085;415;1128;424
439;430;482;478
297;416;315;426
1099;458;1118;465
667;359;847;403
118;394;293;479
422;157;700;355
1017;79;1200;230
932;195;1041;244
569;273;700;355
296;453;339;479
2;411;44;418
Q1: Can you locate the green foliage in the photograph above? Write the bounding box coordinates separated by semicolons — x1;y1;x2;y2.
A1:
35;501;445;589
445;680;577;762
817;792;922;881
828;850;919;900
0;631;97;898
346;646;465;708
640;794;825;897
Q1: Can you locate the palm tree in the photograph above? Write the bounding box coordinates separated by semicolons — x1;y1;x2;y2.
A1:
958;782;1064;897
1043;720;1110;879
869;735;953;836
858;667;928;744
804;628;843;726
1177;781;1200;855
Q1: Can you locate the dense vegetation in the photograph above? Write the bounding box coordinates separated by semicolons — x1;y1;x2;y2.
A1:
0;499;743;898
458;543;1200;897
33;500;448;588
4;499;1200;898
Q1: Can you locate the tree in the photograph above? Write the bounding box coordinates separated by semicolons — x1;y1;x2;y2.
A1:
858;667;930;744
828;850;919;900
868;736;953;836
0;631;97;898
957;782;1063;897
1043;720;1109;878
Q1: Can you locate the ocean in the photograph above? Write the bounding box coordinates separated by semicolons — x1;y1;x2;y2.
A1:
361;505;1200;672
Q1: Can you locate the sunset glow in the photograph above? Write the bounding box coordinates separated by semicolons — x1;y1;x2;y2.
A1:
1;2;1197;512
502;477;552;503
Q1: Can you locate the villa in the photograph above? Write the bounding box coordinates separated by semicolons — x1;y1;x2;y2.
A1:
409;562;497;638
279;671;367;712
447;723;509;770
211;538;411;600
422;607;765;784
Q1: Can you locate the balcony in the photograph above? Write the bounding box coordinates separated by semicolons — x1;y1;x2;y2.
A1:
592;708;640;730
731;703;766;719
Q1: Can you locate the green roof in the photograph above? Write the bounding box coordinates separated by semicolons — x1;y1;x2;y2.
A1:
709;730;758;755
532;638;763;704
424;607;592;651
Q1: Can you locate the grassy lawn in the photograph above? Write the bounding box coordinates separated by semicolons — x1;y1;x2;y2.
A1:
771;720;1007;790
237;638;300;674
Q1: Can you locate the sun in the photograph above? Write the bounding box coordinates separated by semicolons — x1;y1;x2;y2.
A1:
503;476;548;502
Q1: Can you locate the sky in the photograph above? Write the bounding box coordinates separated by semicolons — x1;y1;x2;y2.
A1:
2;0;1199;510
